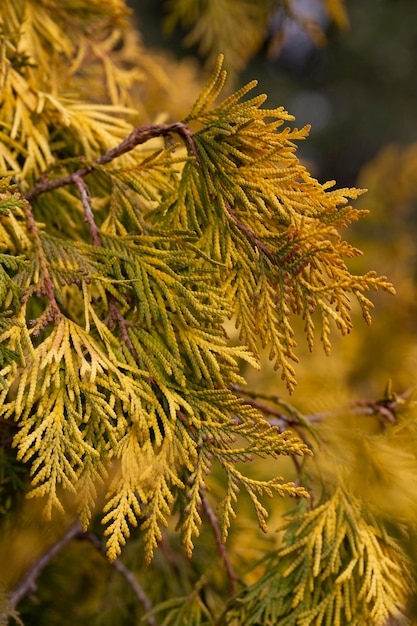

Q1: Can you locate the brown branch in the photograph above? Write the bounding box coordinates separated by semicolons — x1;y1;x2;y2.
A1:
232;385;300;428
201;495;238;597
351;392;411;426
6;521;83;612
233;385;413;432
73;174;101;246
231;389;313;482
2;522;156;626
81;533;156;626
72;174;143;366
237;396;298;430
22;123;199;346
95;121;200;166
24;122;199;203
23;201;61;330
72;171;141;365
107;295;141;365
223;200;276;261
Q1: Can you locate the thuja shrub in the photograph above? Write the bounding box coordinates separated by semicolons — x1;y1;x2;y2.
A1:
1;2;414;625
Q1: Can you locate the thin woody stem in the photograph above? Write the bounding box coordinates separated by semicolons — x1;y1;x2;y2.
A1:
72;171;140;365
95;122;200;165
7;521;82;611
22;122;199;346
232;385;411;429
232;385;301;427
73;174;101;246
231;388;311;481
81;533;157;626
23;200;61;328
24;122;199;203
201;495;238;597
108;296;141;364
236;396;298;429
223;200;276;261
2;522;156;626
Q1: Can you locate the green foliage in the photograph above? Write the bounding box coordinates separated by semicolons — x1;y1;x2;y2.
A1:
0;1;413;625
223;489;414;625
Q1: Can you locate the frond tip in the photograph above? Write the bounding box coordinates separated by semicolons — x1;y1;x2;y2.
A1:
160;54;395;391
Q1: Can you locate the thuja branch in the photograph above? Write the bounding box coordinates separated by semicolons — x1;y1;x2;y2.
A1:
108;295;141;364
73;174;101;246
236;396;297;430
232;385;307;429
95;121;200;165
201;495;238;597
229;392;311;481
6;521;82;612
233;385;412;431
24;122;199;202
74;170;141;365
351;389;412;426
2;522;157;626
23;200;61;329
223;200;276;261
81;533;156;626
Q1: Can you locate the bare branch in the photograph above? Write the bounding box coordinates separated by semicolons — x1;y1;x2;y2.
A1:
232;384;413;431
95;121;200;166
73;174;101;246
223;200;276;261
2;523;156;626
7;521;82;611
24;122;199;203
81;533;156;626
236;396;297;430
201;495;238;597
231;385;300;427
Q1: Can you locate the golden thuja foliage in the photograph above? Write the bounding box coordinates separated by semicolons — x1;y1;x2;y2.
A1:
0;1;410;624
0;0;135;182
0;0;204;184
224;488;414;626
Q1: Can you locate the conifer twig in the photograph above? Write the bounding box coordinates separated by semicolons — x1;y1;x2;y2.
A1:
2;522;157;626
73;169;143;366
231;385;298;428
108;295;141;364
201;495;238;597
6;521;82;612
23;201;61;329
24;122;199;202
232;384;412;431
81;532;157;626
223;201;276;261
230;391;310;479
73;171;141;366
94;122;200;166
236;396;298;430
73;174;101;246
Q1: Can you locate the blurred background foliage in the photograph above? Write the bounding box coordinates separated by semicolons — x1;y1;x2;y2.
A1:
2;1;417;623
